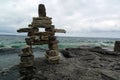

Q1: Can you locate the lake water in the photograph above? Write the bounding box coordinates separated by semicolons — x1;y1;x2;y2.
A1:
0;35;120;70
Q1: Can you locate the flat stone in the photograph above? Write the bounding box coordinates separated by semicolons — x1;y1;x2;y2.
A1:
20;55;34;63
46;50;59;56
45;54;60;64
48;43;58;50
54;29;66;33
80;55;96;61
17;27;38;33
20;46;33;56
100;70;120;80
35;32;54;36
20;61;34;68
26;37;49;45
49;40;59;44
40;36;49;41
33;17;52;20
45;28;66;33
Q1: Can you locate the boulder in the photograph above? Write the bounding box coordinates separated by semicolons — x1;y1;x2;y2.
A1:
114;41;120;52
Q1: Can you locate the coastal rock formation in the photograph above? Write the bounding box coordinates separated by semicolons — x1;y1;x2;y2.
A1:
31;47;120;80
0;47;120;80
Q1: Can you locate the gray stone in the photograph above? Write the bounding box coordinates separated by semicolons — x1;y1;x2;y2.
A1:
38;4;46;17
20;55;34;63
101;70;120;80
20;46;33;56
114;41;120;52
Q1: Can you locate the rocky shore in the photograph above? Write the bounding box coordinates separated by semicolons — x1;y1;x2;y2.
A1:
0;46;120;80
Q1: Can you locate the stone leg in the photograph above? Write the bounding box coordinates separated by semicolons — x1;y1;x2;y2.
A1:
46;36;60;63
19;46;35;80
45;50;60;63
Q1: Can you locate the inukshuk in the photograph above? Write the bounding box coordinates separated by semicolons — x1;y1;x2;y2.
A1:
17;4;66;79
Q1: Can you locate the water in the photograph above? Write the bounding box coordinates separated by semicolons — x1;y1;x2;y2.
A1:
0;35;120;70
58;37;120;50
0;53;19;69
0;49;45;70
0;35;119;49
0;35;26;49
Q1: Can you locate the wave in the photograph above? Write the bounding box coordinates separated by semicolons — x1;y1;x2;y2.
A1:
0;36;116;50
0;43;26;49
0;41;115;49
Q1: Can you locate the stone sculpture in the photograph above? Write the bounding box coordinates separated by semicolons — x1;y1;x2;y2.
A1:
17;4;66;80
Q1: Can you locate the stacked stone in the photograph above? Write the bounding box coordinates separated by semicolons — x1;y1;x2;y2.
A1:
18;46;35;80
17;4;66;79
20;46;33;67
18;4;66;80
17;4;65;64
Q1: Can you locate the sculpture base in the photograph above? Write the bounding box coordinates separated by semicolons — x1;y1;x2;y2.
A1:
45;50;60;63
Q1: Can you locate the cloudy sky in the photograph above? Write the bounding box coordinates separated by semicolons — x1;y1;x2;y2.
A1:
0;0;120;38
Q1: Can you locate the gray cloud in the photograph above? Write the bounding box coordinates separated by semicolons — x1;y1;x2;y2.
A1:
0;0;120;37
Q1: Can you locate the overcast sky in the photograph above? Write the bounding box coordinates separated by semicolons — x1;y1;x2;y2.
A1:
0;0;120;38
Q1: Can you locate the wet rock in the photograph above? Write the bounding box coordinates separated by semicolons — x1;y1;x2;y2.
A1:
0;68;10;76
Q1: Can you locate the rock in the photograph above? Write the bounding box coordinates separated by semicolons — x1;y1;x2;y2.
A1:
45;50;60;64
40;36;49;41
45;26;55;31
20;61;34;68
48;43;58;50
35;32;54;36
93;46;102;49
20;46;33;57
100;70;120;80
46;50;59;56
19;66;35;76
25;37;49;45
114;41;120;52
90;48;119;55
53;29;66;33
32;71;48;80
17;27;38;33
32;19;52;25
49;40;59;44
91;62;101;68
31;23;53;28
20;55;34;63
113;62;120;70
33;17;52;20
32;75;47;80
45;55;60;64
38;4;46;17
16;2;67;79
80;54;96;61
1;47;120;80
60;50;73;58
0;68;10;76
